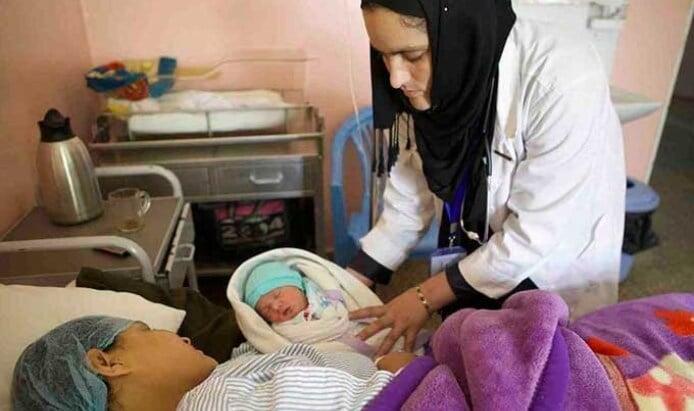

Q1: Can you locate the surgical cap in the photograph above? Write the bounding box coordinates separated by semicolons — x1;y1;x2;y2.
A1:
12;316;134;411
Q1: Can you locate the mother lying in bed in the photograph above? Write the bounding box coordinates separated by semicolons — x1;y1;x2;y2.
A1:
13;290;693;411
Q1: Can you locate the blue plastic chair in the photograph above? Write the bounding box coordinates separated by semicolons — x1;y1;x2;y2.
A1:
331;107;439;267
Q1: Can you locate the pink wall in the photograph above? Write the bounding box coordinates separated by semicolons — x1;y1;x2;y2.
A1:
611;0;694;180
0;0;95;235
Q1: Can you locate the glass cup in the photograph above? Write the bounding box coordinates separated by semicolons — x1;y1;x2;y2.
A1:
108;188;151;233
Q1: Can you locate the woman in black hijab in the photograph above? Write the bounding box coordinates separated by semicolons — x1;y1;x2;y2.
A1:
348;0;626;356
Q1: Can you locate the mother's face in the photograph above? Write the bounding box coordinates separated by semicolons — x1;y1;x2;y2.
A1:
363;6;432;111
87;322;217;392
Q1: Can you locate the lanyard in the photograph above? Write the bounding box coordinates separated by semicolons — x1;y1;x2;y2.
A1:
444;172;470;247
442;73;497;248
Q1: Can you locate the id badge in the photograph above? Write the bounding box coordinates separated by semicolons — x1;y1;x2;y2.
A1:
430;246;467;276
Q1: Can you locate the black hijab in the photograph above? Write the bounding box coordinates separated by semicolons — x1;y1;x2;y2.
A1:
362;0;515;243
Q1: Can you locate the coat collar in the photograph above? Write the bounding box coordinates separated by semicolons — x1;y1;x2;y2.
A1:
496;22;522;140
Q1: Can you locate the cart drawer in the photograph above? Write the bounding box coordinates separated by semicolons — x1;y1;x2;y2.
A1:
213;158;318;195
167;166;211;197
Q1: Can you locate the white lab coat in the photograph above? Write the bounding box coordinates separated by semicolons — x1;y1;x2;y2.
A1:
359;20;626;319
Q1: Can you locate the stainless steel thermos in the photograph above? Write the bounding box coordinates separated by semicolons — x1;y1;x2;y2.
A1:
36;108;103;225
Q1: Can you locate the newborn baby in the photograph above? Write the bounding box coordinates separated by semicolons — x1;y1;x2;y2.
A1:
240;259;430;357
244;261;310;323
243;261;362;346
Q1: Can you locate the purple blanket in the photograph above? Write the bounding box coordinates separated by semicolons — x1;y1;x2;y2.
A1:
365;291;694;411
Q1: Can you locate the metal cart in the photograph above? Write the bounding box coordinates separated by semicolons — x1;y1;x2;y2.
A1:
90;101;325;277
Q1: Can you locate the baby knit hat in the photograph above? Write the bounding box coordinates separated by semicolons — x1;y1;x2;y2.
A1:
244;261;304;308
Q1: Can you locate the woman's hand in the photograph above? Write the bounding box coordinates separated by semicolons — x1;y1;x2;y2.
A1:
350;288;429;356
349;273;456;356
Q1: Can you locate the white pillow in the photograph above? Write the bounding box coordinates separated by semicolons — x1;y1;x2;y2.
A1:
0;284;186;410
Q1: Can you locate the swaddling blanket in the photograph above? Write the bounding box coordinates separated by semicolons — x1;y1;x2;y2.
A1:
227;248;423;356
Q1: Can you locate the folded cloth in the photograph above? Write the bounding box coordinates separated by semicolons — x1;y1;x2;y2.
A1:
109;89;288;114
76;268;244;362
108;89;292;136
227;248;424;356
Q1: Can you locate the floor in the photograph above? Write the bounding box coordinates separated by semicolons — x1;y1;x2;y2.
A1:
618;97;694;300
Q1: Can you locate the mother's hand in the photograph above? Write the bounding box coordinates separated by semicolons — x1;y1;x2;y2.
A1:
349;288;429;356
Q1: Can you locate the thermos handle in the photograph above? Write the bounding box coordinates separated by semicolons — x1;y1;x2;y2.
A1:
138;190;151;217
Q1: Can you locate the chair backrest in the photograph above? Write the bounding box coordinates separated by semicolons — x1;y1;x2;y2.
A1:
330;107;374;266
331;109;440;266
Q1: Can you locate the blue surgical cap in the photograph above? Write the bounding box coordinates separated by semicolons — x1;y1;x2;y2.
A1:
12;316;134;411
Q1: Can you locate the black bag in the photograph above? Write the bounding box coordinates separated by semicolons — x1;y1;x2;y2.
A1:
622;178;660;255
623;211;659;254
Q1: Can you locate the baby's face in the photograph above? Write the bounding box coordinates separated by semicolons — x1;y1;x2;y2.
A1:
256;286;308;323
